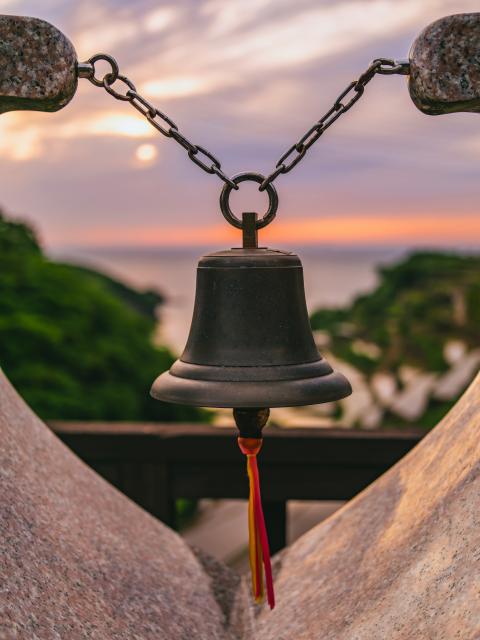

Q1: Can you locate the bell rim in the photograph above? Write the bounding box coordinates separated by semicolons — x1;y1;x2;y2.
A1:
170;357;333;382
150;369;352;409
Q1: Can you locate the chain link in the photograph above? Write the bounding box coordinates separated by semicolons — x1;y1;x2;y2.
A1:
259;58;408;190
84;54;238;190
83;55;409;194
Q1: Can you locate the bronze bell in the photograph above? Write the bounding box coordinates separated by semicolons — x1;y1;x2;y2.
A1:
151;178;352;608
151;244;351;409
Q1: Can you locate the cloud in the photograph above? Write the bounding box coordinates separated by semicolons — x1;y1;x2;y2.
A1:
202;0;421;69
66;112;153;138
0;113;44;160
143;6;179;33
140;76;218;100
1;0;480;249
0;110;154;161
135;0;424;109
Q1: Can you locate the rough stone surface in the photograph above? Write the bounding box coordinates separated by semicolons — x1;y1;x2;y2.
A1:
0;15;77;113
0;371;244;639
409;13;480;115
1;368;479;638
256;374;480;639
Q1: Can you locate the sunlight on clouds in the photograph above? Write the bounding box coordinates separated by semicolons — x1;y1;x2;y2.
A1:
135;143;157;164
0;111;154;161
71;1;138;56
73;113;153;138
0;114;42;160
75;21;137;56
143;7;178;33
141;75;218;100
214;0;423;70
3;0;480;249
73;3;179;58
202;0;274;37
137;0;426;111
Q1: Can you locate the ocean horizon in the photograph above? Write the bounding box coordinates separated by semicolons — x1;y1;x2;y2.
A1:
49;243;479;355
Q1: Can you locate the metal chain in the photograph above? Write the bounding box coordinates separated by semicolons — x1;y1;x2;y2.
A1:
81;55;409;194
81;53;238;189
259;58;409;190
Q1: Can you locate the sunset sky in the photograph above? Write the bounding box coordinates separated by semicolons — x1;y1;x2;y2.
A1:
1;0;480;249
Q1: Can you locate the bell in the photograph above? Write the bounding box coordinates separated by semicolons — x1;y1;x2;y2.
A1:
151;181;352;608
151;244;351;408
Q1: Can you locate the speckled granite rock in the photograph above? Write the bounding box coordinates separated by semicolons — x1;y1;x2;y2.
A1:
0;15;77;113
0;371;246;639
257;373;480;639
409;13;480;115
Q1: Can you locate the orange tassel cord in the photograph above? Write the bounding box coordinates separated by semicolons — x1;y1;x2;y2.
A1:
238;436;275;609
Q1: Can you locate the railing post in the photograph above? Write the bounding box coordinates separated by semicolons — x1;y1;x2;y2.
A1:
155;462;177;529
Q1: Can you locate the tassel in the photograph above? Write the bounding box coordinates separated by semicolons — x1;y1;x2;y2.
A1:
238;437;275;609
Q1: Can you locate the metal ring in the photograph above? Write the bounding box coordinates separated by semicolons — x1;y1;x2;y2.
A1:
219;172;278;230
86;53;119;87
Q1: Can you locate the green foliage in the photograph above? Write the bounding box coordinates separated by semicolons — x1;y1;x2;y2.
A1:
175;498;198;529
382;399;456;431
0;214;40;256
0;210;202;422
311;251;480;428
311;251;480;376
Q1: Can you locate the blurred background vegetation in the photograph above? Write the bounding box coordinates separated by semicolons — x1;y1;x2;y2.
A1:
0;210;202;423
1;208;478;431
311;252;480;429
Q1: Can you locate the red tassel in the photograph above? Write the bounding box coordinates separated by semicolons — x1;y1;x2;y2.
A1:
238;437;275;609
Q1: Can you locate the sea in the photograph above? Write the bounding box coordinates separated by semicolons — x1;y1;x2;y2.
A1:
49;244;431;355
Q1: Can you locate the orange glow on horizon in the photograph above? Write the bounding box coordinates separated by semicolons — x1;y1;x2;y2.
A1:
53;214;480;248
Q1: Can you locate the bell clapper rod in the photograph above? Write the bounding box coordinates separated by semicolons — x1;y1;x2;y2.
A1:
234;407;275;609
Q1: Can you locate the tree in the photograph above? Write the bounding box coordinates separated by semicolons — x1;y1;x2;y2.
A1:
0;210;202;422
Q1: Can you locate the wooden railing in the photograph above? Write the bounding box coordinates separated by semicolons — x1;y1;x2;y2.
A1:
49;422;423;553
